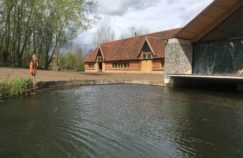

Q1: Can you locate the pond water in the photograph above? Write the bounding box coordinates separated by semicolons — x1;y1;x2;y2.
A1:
1;84;243;158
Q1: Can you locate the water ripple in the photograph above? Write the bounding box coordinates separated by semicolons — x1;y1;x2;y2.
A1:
1;85;243;158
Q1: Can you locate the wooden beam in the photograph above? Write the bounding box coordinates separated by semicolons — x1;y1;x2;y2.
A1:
192;0;243;42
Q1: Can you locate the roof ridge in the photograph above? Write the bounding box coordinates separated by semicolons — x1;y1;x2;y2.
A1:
85;28;180;62
101;27;182;45
146;36;160;40
100;44;111;47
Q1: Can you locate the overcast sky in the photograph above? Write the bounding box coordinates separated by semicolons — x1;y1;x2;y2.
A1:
75;0;213;52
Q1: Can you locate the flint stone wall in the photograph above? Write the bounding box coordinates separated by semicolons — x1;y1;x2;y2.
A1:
164;38;193;84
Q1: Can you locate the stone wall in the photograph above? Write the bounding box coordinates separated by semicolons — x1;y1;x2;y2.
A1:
164;38;193;84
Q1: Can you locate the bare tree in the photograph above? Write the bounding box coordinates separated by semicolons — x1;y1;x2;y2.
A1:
93;24;115;46
120;26;149;39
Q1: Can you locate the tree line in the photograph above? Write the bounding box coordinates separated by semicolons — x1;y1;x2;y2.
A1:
0;0;97;69
93;24;149;46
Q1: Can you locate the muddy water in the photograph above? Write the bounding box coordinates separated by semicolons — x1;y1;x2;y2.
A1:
1;84;243;158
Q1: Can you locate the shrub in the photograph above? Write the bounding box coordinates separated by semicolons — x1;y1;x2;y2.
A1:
0;78;33;99
59;52;84;71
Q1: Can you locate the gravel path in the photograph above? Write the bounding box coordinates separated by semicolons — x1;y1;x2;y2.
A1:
0;68;164;85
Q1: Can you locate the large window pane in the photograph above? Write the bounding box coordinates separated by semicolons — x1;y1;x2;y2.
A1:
193;39;243;75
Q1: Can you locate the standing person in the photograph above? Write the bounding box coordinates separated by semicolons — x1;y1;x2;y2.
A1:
29;54;39;85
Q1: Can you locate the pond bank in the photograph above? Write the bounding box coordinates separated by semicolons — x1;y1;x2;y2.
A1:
35;79;165;92
0;68;165;96
0;78;33;99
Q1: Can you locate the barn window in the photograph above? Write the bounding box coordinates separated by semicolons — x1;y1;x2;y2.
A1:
141;42;152;59
112;62;129;69
143;53;147;59
88;63;94;68
142;52;152;59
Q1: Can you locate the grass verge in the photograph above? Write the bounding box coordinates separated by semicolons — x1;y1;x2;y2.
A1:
0;78;33;100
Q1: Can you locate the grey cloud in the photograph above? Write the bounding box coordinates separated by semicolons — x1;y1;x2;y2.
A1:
76;0;213;52
166;0;179;5
178;0;213;22
97;0;159;16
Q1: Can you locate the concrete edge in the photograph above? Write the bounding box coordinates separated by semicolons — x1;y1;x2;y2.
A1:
35;80;165;92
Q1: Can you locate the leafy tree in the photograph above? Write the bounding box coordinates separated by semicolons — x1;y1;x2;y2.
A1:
59;51;84;71
0;0;98;69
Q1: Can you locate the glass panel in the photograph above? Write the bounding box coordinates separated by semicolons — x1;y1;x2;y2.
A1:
193;39;243;75
147;54;151;59
143;53;146;59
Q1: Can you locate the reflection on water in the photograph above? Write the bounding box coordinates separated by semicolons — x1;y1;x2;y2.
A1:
1;85;243;158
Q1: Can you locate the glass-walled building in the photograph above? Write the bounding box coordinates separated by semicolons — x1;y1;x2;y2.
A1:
165;0;243;85
193;6;243;75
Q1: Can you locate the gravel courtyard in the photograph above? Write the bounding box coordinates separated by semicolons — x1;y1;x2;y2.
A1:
0;68;164;85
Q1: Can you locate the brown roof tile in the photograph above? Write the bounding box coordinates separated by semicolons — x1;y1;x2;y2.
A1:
84;47;98;62
146;36;165;58
84;28;181;62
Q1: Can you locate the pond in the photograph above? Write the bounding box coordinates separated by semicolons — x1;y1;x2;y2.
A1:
1;84;243;158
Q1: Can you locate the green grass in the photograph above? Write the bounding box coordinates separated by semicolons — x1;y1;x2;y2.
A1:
0;78;33;99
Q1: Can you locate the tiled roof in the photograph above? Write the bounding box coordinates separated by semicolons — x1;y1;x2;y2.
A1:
84;28;181;62
84;47;98;62
146;36;165;58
